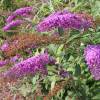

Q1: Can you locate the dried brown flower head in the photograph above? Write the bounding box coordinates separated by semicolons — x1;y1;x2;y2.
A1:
43;78;72;100
0;75;22;100
77;12;95;29
3;33;66;57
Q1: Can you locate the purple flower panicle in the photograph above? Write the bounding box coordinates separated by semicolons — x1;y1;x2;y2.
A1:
3;53;56;79
47;10;70;18
14;7;32;15
6;7;32;23
6;14;17;24
84;45;100;80
36;10;92;32
3;20;23;31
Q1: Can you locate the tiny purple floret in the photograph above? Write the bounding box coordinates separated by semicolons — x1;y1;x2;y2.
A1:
59;70;69;78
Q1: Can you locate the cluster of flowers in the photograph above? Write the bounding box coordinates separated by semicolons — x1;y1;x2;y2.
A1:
3;8;93;32
0;60;8;67
3;7;32;31
36;10;93;32
2;33;62;57
84;45;100;80
3;53;56;79
0;54;21;67
0;41;9;52
1;7;100;81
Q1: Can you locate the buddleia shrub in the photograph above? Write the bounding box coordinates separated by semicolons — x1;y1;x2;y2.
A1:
0;0;100;100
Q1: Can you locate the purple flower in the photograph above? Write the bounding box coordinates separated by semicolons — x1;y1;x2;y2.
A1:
10;54;21;63
47;10;70;18
14;7;32;15
36;10;92;32
3;20;23;31
3;53;56;79
0;42;9;51
0;60;8;67
84;45;100;80
59;70;69;78
6;7;32;23
6;14;17;24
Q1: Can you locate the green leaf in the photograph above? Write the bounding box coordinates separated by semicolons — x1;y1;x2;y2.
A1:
56;44;64;56
32;75;39;85
74;64;81;77
51;81;56;91
66;34;81;44
92;94;100;100
58;27;64;36
18;83;32;97
36;96;43;100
